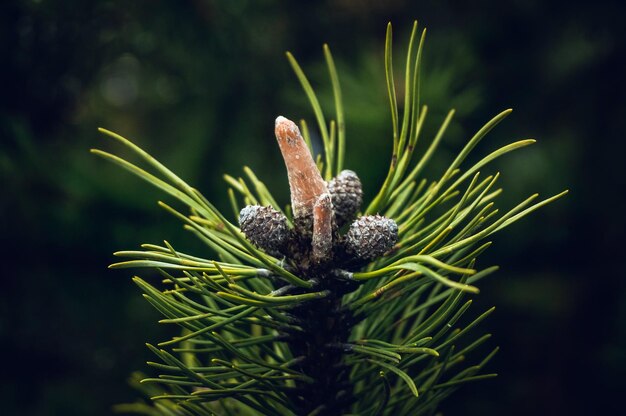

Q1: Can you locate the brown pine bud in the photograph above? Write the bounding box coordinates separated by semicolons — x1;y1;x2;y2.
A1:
328;170;363;227
274;116;328;230
312;193;334;263
238;205;289;255
345;215;398;260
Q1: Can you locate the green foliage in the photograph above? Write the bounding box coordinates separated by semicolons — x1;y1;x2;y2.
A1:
94;22;566;415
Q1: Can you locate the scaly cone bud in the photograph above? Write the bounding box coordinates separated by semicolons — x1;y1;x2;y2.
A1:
345;215;398;260
328;170;363;227
238;205;289;256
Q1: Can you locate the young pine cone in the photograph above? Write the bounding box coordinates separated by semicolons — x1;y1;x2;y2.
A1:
345;214;398;260
328;170;363;227
238;205;289;256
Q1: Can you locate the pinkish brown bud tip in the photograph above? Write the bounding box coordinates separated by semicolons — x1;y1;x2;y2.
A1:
312;193;334;262
274;116;328;224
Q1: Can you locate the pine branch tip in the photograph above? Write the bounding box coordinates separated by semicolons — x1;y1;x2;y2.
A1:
94;22;566;414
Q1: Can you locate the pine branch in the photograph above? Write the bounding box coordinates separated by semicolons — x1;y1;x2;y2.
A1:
95;20;567;416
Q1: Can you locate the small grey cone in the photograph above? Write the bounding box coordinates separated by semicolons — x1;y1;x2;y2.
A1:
328;170;363;227
345;215;398;260
239;205;289;255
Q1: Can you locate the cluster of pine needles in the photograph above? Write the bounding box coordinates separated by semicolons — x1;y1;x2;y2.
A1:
93;21;567;416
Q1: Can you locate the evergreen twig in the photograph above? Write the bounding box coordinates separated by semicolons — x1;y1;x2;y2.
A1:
95;21;567;415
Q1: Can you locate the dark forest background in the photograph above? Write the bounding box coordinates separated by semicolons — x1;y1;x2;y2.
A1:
1;0;624;414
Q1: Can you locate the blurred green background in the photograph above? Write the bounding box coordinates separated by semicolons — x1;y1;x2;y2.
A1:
2;0;624;414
